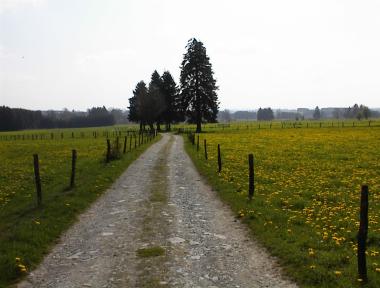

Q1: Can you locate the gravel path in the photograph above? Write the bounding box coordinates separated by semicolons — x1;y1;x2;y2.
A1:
18;134;297;288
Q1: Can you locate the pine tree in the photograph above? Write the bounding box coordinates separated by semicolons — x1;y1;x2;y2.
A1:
148;70;166;131
161;71;179;131
128;81;148;130
180;38;219;133
313;106;321;120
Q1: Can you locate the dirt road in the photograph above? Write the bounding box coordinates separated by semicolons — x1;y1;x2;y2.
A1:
18;134;297;288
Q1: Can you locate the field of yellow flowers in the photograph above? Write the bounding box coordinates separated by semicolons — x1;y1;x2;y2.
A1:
0;128;156;287
186;126;380;287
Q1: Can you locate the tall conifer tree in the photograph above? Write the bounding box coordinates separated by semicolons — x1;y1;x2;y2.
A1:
161;71;179;131
180;38;219;132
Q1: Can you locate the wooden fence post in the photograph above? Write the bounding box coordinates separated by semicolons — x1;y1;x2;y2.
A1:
33;154;42;207
204;139;208;160
106;139;111;163
134;134;137;148
123;136;127;154
70;150;77;188
129;135;132;151
217;144;222;173
358;185;369;282
197;135;200;151
248;154;254;200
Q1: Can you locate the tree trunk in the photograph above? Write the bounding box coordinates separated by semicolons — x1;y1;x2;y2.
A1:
196;121;202;133
156;122;161;132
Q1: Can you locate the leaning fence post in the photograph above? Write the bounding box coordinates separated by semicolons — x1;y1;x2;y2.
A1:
70;149;77;188
358;185;369;282
33;154;42;207
248;154;254;200
106;139;111;163
204;139;208;160
217;144;222;173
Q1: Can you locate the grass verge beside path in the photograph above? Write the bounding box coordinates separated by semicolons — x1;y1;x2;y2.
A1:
0;135;161;288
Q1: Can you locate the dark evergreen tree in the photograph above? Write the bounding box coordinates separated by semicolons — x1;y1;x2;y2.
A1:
148;70;165;131
128;81;146;130
361;105;371;119
313;106;321;120
180;38;219;133
161;71;180;131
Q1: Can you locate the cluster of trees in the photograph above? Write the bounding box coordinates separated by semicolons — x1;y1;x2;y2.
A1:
128;70;181;131
257;108;274;121
0;106;115;131
316;104;371;120
341;104;371;120
128;38;219;132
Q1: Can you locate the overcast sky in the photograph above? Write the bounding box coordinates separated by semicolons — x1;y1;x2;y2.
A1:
1;0;380;111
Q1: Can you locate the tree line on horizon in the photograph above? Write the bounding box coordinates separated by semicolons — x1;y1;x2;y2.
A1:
0;106;116;131
218;104;377;122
